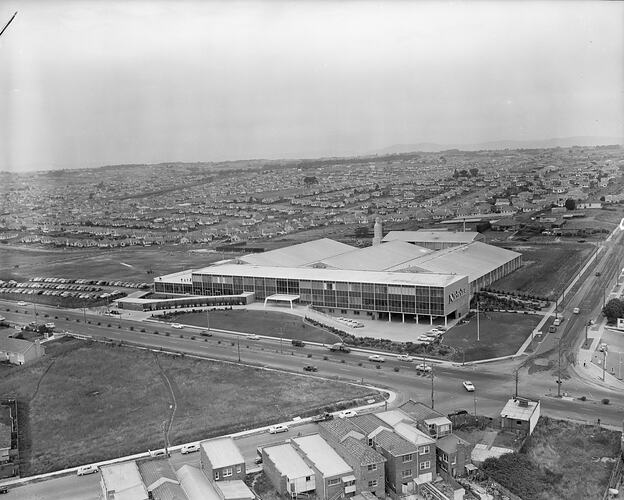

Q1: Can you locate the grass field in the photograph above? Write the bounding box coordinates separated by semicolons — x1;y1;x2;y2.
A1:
443;312;540;361
0;338;375;476
485;417;622;500
491;242;595;299
164;309;342;344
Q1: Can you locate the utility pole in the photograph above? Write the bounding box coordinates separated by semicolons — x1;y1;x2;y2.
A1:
237;336;241;363
557;338;562;398
585;321;589;344
476;297;480;342
430;365;434;410
514;369;519;398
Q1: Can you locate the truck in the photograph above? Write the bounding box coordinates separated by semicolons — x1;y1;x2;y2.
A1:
328;343;351;353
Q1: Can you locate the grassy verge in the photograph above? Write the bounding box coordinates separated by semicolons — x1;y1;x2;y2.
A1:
0;338;375;476
482;417;621;500
443;312;540;361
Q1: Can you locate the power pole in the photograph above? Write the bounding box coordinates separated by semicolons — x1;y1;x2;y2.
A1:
476;298;480;342
430;365;434;410
237;336;241;363
515;369;519;398
557;338;562;398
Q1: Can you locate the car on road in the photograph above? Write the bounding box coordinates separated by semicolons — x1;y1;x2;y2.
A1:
77;464;99;476
312;412;334;422
303;365;318;372
17;301;27;306
248;334;260;340
291;339;305;347
417;335;434;343
396;354;414;362
595;271;601;276
415;363;432;373
170;323;183;329
463;381;476;392
181;443;200;454
548;325;557;333
553;318;562;326
0;486;8;494
573;307;580;314
368;355;385;363
149;449;168;458
338;409;358;419
268;424;289;434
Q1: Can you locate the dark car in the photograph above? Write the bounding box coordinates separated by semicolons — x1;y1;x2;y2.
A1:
291;339;305;347
312;412;334;422
303;365;318;372
448;409;468;418
0;486;8;494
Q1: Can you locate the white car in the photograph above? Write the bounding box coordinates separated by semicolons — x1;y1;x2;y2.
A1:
248;334;260;340
463;381;476;392
171;323;183;329
417;335;434;343
396;354;414;362
338;409;358;419
180;443;200;454
17;301;27;306
415;363;432;373
368;355;385;363
573;307;580;314
268;424;289;434
149;449;168;458
77;464;99;476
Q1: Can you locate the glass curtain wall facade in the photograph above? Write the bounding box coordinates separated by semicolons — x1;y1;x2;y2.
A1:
192;273;446;316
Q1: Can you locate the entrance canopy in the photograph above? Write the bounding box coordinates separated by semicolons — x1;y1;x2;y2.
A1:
264;294;300;309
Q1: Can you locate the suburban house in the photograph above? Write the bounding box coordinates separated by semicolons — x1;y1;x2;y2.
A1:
200;437;246;482
0;337;45;365
318;418;387;497
500;397;541;436
100;462;150;500
262;443;316;497
137;458;188;500
177;464;219;500
291;434;356;500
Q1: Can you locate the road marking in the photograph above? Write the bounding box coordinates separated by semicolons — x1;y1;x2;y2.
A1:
119;262;134;268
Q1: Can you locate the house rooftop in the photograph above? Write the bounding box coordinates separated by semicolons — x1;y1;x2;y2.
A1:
398;400;446;422
293;434;352;477
436;434;471;455
500;398;540;421
264;443;314;479
215;480;254;500
340;436;386;466
0;337;38;355
177;465;220;500
373;429;419;457
200;437;244;469
100;462;149;500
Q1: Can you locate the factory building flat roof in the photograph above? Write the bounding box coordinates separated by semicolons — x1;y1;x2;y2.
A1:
195;264;466;288
265;444;314;479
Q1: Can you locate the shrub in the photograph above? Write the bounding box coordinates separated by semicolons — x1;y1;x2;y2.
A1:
107;324;111;327
602;398;610;405
307;353;312;358
140;328;146;333
323;356;328;361
341;359;345;363
376;364;381;369
394;366;400;372
129;326;134;331
154;330;159;334
579;395;587;401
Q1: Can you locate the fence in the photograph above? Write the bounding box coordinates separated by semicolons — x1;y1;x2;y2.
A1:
602;455;624;500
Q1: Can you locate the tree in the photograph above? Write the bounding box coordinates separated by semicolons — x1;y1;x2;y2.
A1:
603;298;624;323
469;168;479;177
564;198;576;210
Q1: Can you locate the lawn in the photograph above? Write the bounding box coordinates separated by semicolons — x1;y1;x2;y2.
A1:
490;242;595;300
162;309;343;345
0;338;375;476
483;417;622;500
443;312;540;361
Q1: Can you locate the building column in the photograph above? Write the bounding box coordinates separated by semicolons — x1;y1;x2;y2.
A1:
444;316;448;327
416;314;419;324
430;315;433;325
402;313;405;323
388;313;391;322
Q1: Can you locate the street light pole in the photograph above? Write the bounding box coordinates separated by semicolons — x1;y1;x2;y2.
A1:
602;349;607;382
430;365;434;410
476;298;480;342
237;336;241;363
557;337;562;398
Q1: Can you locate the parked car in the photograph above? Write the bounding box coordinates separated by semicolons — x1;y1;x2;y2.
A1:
338;409;358;419
17;301;27;306
0;486;8;494
181;443;200;454
448;409;468;417
291;339;305;347
548;325;557;333
312;412;334;422
77;464;99;476
415;363;432;373
268;424;289;434
248;334;260;340
417;335;434;343
463;381;476;392
149;449;168;458
368;355;385;363
573;307;580;314
303;365;318;372
170;323;183;329
553;318;561;326
396;354;414;362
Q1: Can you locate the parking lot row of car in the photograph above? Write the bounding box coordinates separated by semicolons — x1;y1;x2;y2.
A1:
336;317;364;328
1;281;103;292
28;277;150;289
3;288;126;301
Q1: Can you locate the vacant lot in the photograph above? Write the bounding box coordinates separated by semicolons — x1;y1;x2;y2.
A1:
443;312;540;361
491;242;595;299
164;309;342;344
483;417;622;500
0;338;374;475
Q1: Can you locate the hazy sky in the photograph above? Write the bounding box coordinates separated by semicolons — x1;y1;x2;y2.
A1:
1;1;622;172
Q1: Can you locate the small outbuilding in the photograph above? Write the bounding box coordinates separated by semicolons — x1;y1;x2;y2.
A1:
500;397;540;435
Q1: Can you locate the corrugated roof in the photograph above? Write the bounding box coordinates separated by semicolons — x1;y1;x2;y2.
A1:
373;429;418;456
138;458;178;490
195;264;465;288
152;481;189;500
177;465;220;500
398;400;446;422
340;436;386;466
239;238;356;267
382;231;483;244
293;434;352;477
0;337;37;355
315;241;433;271
200;437;244;469
215;480;254;500
349;414;391;435
265;443;314;480
393;242;521;281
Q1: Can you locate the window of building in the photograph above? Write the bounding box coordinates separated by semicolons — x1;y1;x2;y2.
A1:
420;461;430;471
517;420;523;425
328;478;341;486
401;469;412;478
353;310;360;315
451;456;456;465
419;446;430;455
402;454;413;463
236;465;242;473
368;438;374;447
367;464;377;472
441;452;448;463
223;468;233;478
214;472;220;480
368;480;378;488
306;476;311;482
341;309;347;314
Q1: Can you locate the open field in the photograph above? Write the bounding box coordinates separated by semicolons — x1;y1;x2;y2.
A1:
162;309;342;344
491;242;595;299
443;312;540;361
483;417;622;500
0;338;375;476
